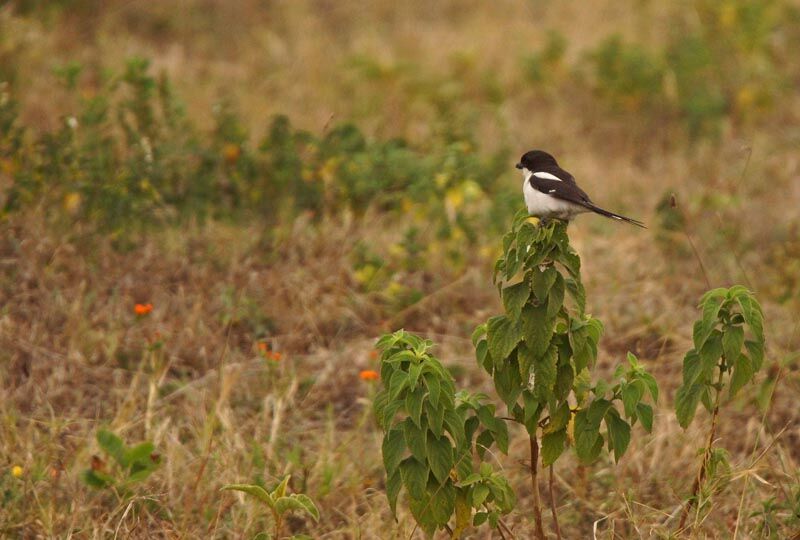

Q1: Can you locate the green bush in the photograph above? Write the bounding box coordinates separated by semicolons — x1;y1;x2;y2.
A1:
1;59;514;244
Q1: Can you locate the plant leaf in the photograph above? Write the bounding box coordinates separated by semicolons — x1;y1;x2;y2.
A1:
722;325;744;365
621;382;643;418
636;402;653;432
565;276;586;314
546;273;565;320
382;427;406;478
487;315;520;362
735;291;764;343
605;409;631;462
693;295;724;349
426;433;454;484
403;419;428;463
272;475;291;499
533;344;558;401
745;340;765;372
96;429;127;468
729;354;753;398
386;470;401;515
532;266;557;302
503;280;531;321
675;383;703;429
399;457;428;500
520;303;553;358
292;494;320;521
405;386;425;427
221;484;274;508
541;429;567;466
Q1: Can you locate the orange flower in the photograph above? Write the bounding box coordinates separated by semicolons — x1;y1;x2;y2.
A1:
368;350;379;360
269;351;282;362
359;369;379;381
134;303;153;316
257;342;269;353
222;143;241;165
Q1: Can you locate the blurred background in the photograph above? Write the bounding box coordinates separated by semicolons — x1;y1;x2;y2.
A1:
1;1;799;537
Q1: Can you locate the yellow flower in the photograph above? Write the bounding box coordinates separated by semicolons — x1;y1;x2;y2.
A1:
320;158;339;184
445;187;464;211
63;192;82;215
525;216;541;226
736;86;756;111
11;465;23;478
719;4;737;28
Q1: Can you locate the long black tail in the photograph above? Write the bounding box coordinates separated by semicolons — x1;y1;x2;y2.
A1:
584;203;646;228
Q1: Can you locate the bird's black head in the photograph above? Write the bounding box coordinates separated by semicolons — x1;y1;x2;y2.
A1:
515;150;558;171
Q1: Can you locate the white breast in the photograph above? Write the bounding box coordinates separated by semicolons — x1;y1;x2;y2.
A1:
522;169;585;219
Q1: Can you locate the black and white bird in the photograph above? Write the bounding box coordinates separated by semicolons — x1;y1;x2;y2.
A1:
516;150;645;228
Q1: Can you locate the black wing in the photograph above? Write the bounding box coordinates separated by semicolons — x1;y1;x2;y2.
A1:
528;171;646;228
537;164;579;185
527;173;592;206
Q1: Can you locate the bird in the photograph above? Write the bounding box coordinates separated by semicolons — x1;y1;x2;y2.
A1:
516;150;645;228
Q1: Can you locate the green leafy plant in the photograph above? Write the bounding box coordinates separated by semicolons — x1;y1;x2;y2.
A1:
81;429;161;495
2;61;513;242
222;475;319;540
375;214;658;538
471;212;658;538
674;285;766;530
374;330;515;538
589;34;665;112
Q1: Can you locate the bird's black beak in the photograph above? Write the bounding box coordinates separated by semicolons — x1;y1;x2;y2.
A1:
515;163;523;170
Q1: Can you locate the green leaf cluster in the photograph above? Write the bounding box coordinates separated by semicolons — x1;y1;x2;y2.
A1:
81;429;161;492
475;213;658;466
1;63;514;244
675;286;766;428
222;476;319;522
374;330;514;537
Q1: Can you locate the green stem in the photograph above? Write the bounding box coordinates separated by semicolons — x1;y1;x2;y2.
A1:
678;365;725;531
272;508;282;539
529;434;546;540
549;465;562;540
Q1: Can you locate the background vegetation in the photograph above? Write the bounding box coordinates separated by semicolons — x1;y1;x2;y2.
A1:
1;0;799;537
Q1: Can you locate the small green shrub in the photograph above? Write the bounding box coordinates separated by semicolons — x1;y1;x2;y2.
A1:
374;331;515;537
81;429;161;495
523;30;568;83
472;213;658;537
589;34;665;112
674;285;766;531
222;476;319;540
2;59;514;252
375;215;658;538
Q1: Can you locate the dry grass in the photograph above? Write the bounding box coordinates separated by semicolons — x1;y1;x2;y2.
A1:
2;1;800;538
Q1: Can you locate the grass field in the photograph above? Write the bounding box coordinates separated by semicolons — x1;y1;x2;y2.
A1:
1;1;799;538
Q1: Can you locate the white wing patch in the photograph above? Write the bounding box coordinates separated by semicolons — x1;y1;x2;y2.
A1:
533;171;562;182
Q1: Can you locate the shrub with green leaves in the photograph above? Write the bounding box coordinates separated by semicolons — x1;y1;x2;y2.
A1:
471;213;658;537
374;331;515;538
375;215;658;538
81;429;161;495
222;475;319;540
589;34;665;112
675;286;765;427
1;59;514;244
674;285;766;530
